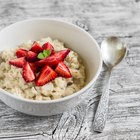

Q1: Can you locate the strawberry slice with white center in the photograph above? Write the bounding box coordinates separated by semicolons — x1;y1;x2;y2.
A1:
30;41;43;54
26;51;37;62
9;57;26;68
16;48;28;58
35;49;70;67
35;65;57;86
55;62;72;78
42;42;54;54
22;62;35;82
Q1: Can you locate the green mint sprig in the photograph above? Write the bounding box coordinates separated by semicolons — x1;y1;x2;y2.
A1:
37;50;51;59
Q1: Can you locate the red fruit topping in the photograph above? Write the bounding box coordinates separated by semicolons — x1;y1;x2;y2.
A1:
22;62;35;82
35;65;57;86
30;41;43;53
42;42;54;54
55;62;72;78
16;48;28;58
9;57;26;68
35;49;70;67
9;39;71;86
26;51;37;62
29;62;40;73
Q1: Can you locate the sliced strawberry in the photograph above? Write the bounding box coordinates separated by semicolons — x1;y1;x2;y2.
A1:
42;42;54;54
26;51;37;62
22;62;36;82
29;62;40;73
16;48;28;58
30;41;43;54
55;62;72;78
35;65;57;86
9;57;26;68
35;49;70;68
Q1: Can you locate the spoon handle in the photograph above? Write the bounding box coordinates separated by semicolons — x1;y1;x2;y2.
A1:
93;69;111;132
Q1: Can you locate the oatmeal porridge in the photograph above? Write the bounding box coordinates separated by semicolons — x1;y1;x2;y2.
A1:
0;37;86;100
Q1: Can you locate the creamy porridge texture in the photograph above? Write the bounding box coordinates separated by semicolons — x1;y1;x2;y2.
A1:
0;37;86;100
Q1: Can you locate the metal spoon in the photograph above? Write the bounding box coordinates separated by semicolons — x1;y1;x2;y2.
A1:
93;36;127;132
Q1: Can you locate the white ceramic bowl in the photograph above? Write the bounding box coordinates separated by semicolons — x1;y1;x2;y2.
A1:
0;18;102;116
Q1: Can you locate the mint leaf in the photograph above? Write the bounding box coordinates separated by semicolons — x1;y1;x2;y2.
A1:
43;50;51;57
37;52;45;59
37;50;51;59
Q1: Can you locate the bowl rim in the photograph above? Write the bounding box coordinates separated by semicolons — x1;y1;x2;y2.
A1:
0;18;102;104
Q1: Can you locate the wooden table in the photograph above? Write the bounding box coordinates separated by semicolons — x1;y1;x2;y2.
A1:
0;0;140;139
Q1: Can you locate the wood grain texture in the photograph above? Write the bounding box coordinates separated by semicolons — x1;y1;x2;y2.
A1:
0;0;140;139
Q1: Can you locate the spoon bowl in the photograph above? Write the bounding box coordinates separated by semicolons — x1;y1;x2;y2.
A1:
101;36;127;68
